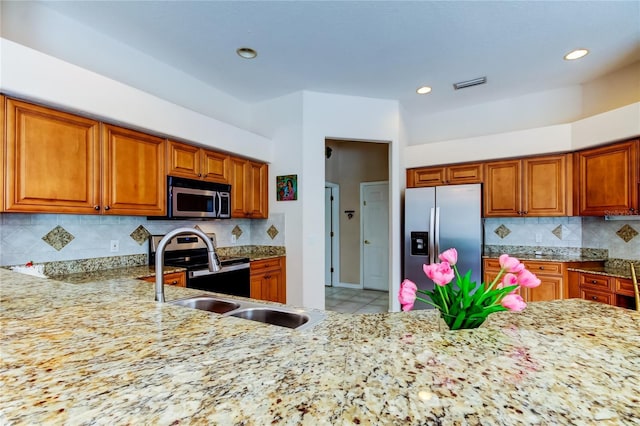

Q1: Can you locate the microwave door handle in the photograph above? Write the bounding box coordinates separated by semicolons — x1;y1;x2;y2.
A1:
215;192;221;217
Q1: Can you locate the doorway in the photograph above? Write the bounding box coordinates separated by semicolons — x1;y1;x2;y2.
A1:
324;139;390;311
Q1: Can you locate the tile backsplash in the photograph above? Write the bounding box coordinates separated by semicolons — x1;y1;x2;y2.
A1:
484;217;639;260
0;213;285;266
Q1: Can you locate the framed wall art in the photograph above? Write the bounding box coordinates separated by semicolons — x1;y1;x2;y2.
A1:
276;175;297;201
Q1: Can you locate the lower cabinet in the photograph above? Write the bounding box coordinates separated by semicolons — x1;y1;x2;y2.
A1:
577;272;637;309
250;257;286;303
140;271;186;288
483;259;566;302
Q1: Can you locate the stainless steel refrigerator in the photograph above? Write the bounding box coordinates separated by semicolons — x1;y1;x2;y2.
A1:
403;184;483;310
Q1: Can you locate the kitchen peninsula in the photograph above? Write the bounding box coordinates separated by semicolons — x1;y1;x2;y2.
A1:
1;269;639;424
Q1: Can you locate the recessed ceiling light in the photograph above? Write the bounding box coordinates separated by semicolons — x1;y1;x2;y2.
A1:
564;49;589;60
416;86;432;95
236;47;257;59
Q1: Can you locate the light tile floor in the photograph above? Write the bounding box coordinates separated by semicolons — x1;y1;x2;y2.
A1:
325;286;389;314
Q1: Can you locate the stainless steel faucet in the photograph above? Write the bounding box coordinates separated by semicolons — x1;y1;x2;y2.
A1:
155;227;220;302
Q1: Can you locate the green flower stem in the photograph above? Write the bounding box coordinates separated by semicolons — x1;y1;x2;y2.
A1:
436;285;450;314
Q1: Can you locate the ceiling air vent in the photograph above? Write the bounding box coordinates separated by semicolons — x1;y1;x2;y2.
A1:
453;77;487;90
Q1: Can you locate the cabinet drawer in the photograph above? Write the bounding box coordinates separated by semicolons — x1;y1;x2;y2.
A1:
579;274;612;291
581;289;613;305
615;277;637;297
250;257;282;273
524;261;562;275
141;271;186;287
484;259;501;270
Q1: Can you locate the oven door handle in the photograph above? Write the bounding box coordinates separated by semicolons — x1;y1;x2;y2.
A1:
189;262;250;278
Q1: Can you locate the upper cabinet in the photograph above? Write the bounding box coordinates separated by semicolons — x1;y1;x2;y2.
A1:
484;154;572;217
4;98;165;216
407;162;483;187
101;124;166;216
230;157;268;219
5;98;101;214
574;140;639;216
0;95;5;212
167;140;230;183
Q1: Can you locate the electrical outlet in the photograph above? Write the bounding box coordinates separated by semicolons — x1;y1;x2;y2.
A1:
535;233;542;243
110;240;119;252
231;234;237;244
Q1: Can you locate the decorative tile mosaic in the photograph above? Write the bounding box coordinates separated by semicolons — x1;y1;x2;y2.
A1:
494;224;511;239
552;225;563;240
616;224;638;243
232;225;243;238
130;225;151;245
266;225;279;240
42;225;75;251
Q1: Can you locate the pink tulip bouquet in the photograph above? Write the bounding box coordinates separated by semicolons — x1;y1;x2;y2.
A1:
399;248;541;330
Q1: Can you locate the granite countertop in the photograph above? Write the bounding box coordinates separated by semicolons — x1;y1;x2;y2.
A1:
2;269;639;424
483;253;607;263
566;265;637;280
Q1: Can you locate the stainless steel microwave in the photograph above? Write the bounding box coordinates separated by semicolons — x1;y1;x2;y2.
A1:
164;176;231;219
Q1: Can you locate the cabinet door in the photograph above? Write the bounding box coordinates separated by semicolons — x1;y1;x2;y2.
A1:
230;157;248;217
523;155;570;216
407;167;445;187
576;141;639;216
167;140;201;179
247;161;268;218
483;160;521;217
0;95;5;212
5;98;100;213
446;163;483;185
526;276;563;302
201;150;230;183
101;124;166;216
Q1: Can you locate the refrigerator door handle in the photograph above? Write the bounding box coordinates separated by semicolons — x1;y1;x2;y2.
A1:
434;207;441;259
429;207;436;264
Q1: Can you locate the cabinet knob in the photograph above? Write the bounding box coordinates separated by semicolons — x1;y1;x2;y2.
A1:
591;296;598;300
170;280;178;285
539;266;544;270
94;205;100;210
591;280;597;284
198;173;202;177
523;211;528;215
104;206;110;211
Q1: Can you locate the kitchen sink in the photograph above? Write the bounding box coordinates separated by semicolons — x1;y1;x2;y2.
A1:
228;307;309;329
170;296;240;314
168;296;325;330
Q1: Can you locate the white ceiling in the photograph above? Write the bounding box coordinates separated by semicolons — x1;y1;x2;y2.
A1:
10;1;640;118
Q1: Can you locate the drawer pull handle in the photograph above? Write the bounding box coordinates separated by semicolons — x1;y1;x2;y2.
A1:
591;280;597;284
539;266;544;270
170;280;178;285
591;296;598;300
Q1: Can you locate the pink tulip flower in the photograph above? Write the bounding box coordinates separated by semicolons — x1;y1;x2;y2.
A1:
423;262;454;286
398;279;417;311
499;254;525;273
438;248;458;266
518;269;541;288
501;272;519;287
501;293;527;312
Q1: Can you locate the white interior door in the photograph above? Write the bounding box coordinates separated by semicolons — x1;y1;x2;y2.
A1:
361;181;389;291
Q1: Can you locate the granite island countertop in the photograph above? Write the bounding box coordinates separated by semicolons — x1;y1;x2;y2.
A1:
1;269;639;425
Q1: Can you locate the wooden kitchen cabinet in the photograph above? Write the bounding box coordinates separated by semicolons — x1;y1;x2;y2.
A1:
483;154;572;217
574;140;639;216
101;124;166;216
167;139;230;183
250;256;286;303
0;95;5;212
230;156;268;218
140;271;186;288
4;97;101;214
483;258;571;302
4;98;165;216
407;162;483;187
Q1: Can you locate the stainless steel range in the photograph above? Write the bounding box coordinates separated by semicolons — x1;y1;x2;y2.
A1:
149;232;250;297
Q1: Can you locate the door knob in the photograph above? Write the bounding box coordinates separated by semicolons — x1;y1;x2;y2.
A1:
364;240;371;244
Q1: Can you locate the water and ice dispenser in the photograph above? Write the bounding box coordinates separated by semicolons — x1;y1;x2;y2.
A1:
410;231;429;256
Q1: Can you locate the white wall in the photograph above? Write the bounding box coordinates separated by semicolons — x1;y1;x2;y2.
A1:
0;38;272;162
250;93;305;307
405;86;583;145
571;103;640;150
301;92;402;311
